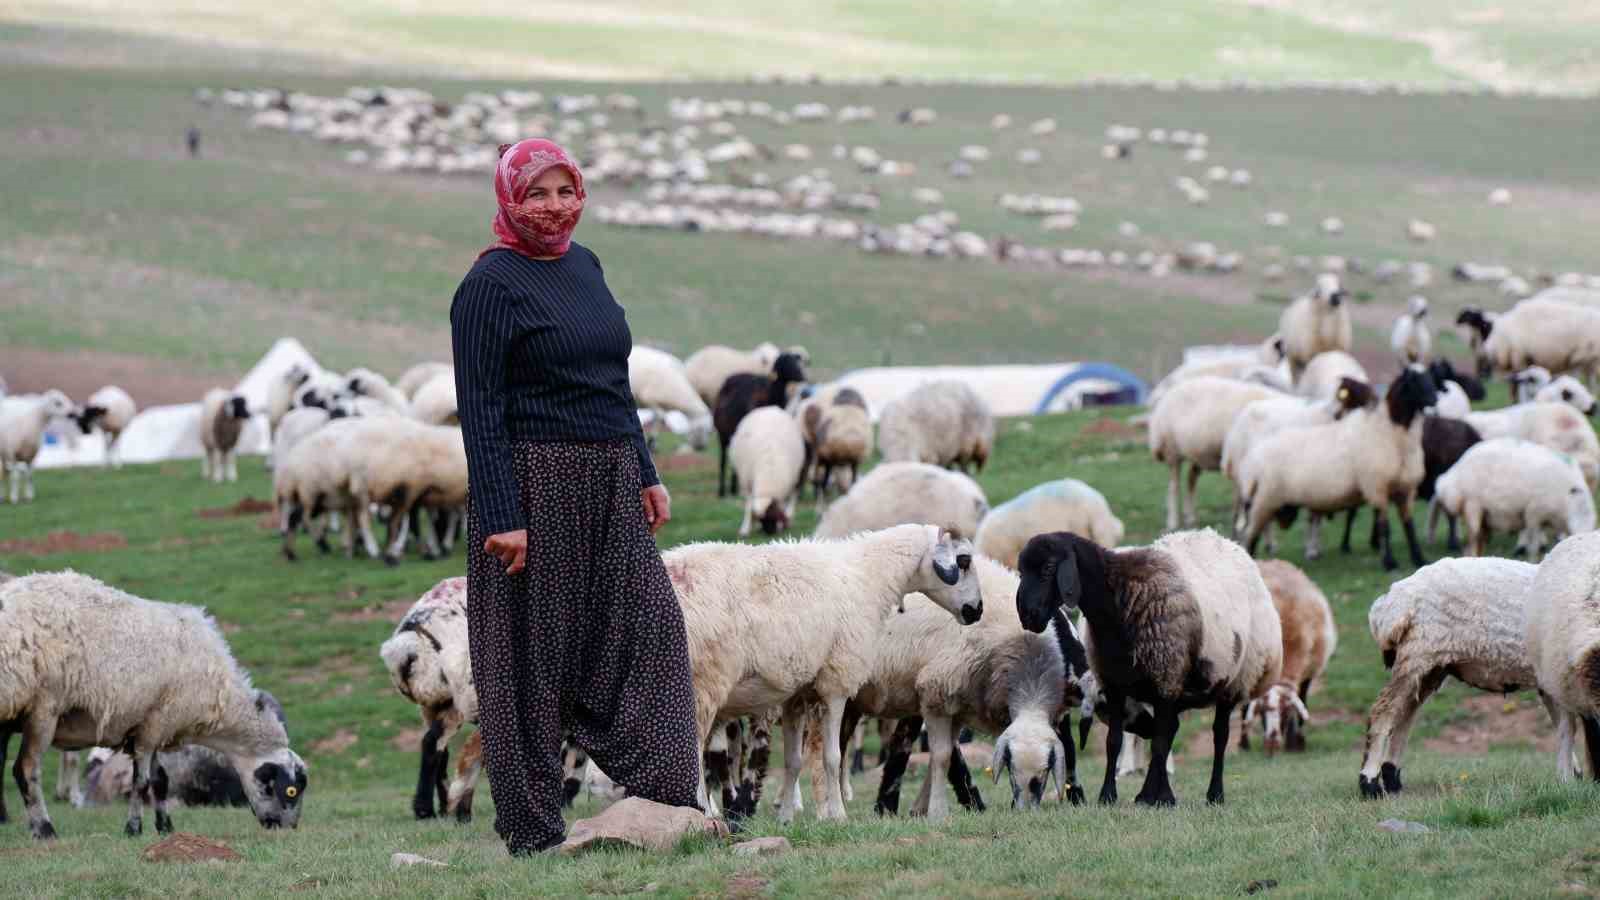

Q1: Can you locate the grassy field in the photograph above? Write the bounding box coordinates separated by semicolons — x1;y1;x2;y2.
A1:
2;413;1598;897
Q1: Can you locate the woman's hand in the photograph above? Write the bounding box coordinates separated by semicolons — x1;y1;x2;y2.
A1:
484;530;528;575
642;484;672;535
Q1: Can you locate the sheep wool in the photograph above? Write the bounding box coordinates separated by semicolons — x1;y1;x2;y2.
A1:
1295;351;1368;401
629;345;712;450
877;380;994;472
1244;560;1336;754
1525;532;1600;781
976;478;1125;568
728;406;807;537
1433;437;1595;561
813;462;989;540
83;386;137;469
685;341;782;406
1464;401;1600;489
1279;274;1353;381
1148;375;1282;531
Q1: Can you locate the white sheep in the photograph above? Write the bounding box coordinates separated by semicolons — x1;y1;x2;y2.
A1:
266;363;314;437
664;525;981;822
0;571;307;839
813;462;989;540
976;478;1125;567
629;346;712;451
0;389;79;504
1015;529;1283;806
1360;557;1539;797
1469;298;1600;385
410;372;459;427
684;342;781;406
395;361;453;400
1534;375;1597;414
1464;401;1600;489
1148;375;1283;531
200;388;252;483
1146;337;1287;406
1433;437;1595;561
1279;274;1353;382
81;386;137;469
346;421;468;563
1390;296;1431;365
729;406;807;537
877;380;994;472
1525;532;1600;781
345;367;412;416
1296;351;1369;401
273;416;390;559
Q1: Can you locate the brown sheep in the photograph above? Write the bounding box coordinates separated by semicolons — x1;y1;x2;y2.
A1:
1242;561;1337;755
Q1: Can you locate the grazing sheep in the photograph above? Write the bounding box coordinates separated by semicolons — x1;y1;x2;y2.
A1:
1525;532;1600;781
1464;401;1600;489
0;572;307;839
347;421;468;564
1148;376;1283;531
1015;529;1283;807
729;407;807;537
273;416;390;560
1512;366;1553;404
713;352;807;497
629;346;712;451
410;372;459;427
1146;337;1286;406
1241;367;1438;571
1242;561;1336;754
798;392;873;499
813;462;988;540
200;388;251;483
1;389;80;504
1390;296;1431;364
877;381;994;473
976;479;1125;567
1296;351;1369;401
665;525;982;822
79;386;137;469
1279;274;1353;382
1433;438;1595;561
1360;558;1539;797
685;342;781;406
395;361;453;400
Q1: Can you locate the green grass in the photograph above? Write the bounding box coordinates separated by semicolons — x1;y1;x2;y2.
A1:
4;413;1599;898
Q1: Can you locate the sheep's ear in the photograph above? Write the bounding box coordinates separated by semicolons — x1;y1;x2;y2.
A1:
1291;694;1311;723
988;736;1009;785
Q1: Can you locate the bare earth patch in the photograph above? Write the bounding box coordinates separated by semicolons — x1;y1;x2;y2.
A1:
0;530;127;555
332;597;416;624
197;496;275;519
312;728;360;755
390;727;427;752
141;833;242;864
0;346;233;408
1082;417;1141;439
1425;694;1556;755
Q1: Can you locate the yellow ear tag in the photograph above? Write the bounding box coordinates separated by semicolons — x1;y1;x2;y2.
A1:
285;786;299;799
1338;388;1348;400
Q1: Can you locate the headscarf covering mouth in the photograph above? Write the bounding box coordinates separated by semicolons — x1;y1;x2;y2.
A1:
482;138;586;260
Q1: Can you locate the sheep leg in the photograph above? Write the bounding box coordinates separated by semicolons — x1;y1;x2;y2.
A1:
1304;513;1323;560
776;707;804;824
735;714;772;819
1134;703;1180;807
1183;464;1201;527
1384;669;1447;794
1582;717;1600;783
1358;667;1440;798
1375;503;1398;571
561;741;587;809
920;715;954;822
20;463;34;502
1165;460;1182;531
200;449;211;481
1368;506;1382;551
737;497;754;538
945;744;985;812
1098;693;1125;805
1053;712;1085;805
227;449;238;482
874;716;923;816
1556;713;1578;783
837;704;863;802
1339;507;1356;554
124;750;146;836
354;497;383;561
54;750;82;806
384;503;416;565
446;729;482;823
848;714;866;775
1206;702;1235;805
717;433;730;497
721;721;745;814
819;696;849;821
16;712;58;839
1397;502;1426;568
0;727;10;824
149;757;173;834
1238;704;1251;751
418;508;446;560
412;718;445;819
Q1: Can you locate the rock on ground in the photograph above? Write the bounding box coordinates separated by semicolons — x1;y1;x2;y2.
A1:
732;836;792;857
1377;819;1431;834
559;797;728;855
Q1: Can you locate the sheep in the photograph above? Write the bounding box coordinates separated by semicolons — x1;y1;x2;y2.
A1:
1390;296;1431;364
0;571;307;839
1296;351;1369;401
1241;366;1438;571
665;525;981;822
0;389;80;504
797;391;873;499
410;372;459;427
1360;558;1539;797
1015;529;1283;806
269;398;357;468
1535;375;1598;414
1525;532;1600;781
1241;561;1336;754
877;381;994;473
813;462;989;540
1433;438;1595;561
1406;219;1436;243
266;363;314;438
273;416;390;559
79;386;137;469
1148;375;1283;531
395;361;452;400
713;352;807;497
200;388;251;483
1420;416;1484;552
1512;365;1552;404
345;367;412;416
629;345;712;451
975;478;1125;568
1146;336;1286;406
75;743;262;811
347;421;468;564
685;341;782;406
1464;401;1600;489
729;406;807;537
1279;274;1353;382
1463;298;1600;386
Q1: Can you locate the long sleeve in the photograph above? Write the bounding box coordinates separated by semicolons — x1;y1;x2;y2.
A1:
625;385;661;488
451;274;525;537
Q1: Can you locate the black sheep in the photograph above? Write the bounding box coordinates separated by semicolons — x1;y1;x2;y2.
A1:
713;352;807;497
1420;417;1483;552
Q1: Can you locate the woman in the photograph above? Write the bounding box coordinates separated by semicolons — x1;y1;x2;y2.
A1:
451;138;702;856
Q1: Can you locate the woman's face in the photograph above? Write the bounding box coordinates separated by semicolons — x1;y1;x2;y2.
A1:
525;166;578;210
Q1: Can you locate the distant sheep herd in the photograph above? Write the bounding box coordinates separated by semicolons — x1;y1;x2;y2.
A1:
8;270;1600;843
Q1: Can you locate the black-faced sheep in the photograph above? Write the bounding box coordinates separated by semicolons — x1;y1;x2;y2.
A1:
200;388;252;483
1015;529;1282;807
1279;274;1353;382
79;386;137;469
713;352;807;497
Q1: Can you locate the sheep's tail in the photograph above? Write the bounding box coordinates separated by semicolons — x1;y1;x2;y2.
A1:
1367;591;1410;670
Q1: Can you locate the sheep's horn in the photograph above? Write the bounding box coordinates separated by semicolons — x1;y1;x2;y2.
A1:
988;735;1009;785
1291;694;1311;723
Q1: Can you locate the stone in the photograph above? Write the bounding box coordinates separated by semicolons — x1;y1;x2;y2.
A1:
731;836;792;857
390;852;448;869
1376;818;1431;834
559;797;729;856
140;833;242;863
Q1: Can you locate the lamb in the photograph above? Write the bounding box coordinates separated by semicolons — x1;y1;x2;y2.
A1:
345;367;412;416
1241;366;1438;571
1360;558;1539;797
0;389;80;504
685;341;782;406
1279;274;1353;382
1015;529;1283;806
877;380;994;473
813;462;989;540
1462;298;1600;386
1390;296;1431;364
1296;351;1368;401
346;421;468;564
1464;401;1600;489
1147;375;1283;531
0;571;307;839
1433;438;1595;561
976;478;1125;567
664;525;982;822
629;346;712;451
1525;532;1600;781
713;352;807;497
395;361;453;400
199;388;252;483
729;407;807;537
79;386;137;469
796;390;873;500
1241;561;1336;754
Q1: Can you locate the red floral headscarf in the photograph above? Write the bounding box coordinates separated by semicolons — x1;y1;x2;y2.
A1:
481;138;586;260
